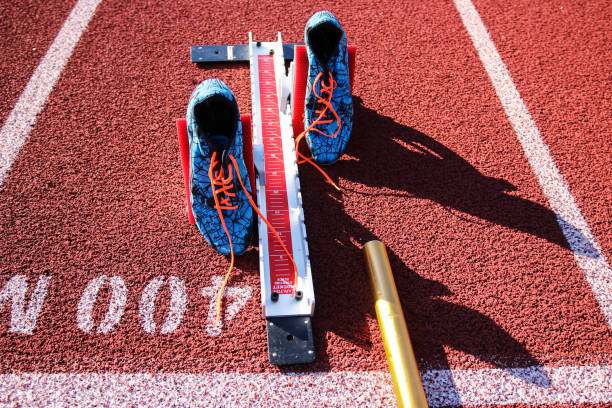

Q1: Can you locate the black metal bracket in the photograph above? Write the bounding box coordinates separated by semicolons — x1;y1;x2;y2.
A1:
266;316;315;365
190;43;303;63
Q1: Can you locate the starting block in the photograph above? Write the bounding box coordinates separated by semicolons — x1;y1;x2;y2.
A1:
177;33;355;365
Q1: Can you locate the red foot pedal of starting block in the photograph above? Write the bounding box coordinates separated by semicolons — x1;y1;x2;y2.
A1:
241;114;256;199
176;115;255;225
176;118;195;225
292;45;356;139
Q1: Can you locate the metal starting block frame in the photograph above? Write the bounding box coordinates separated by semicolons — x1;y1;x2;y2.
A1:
246;33;316;365
190;34;315;365
247;34;316;315
182;33;355;365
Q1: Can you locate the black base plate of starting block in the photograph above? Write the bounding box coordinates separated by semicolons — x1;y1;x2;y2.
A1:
191;43;303;63
266;316;315;365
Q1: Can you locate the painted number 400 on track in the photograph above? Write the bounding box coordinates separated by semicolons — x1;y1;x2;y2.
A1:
0;274;252;337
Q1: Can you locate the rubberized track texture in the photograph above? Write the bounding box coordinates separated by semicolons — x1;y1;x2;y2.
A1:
0;0;610;406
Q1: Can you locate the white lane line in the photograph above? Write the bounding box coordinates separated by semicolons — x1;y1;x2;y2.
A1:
453;0;612;327
1;366;611;407
424;365;612;406
0;0;103;187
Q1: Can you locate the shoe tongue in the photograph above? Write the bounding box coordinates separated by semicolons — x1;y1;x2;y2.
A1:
220;149;231;166
211;148;231;171
209;134;231;151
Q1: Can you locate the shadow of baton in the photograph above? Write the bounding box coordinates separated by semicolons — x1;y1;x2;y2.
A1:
364;240;429;408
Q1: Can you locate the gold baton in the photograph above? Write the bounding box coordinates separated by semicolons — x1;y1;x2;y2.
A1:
363;240;428;408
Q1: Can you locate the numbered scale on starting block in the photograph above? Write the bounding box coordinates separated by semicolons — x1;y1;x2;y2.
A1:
247;33;316;365
180;33;355;365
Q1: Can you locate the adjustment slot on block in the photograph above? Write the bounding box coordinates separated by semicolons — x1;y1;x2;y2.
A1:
191;43;303;63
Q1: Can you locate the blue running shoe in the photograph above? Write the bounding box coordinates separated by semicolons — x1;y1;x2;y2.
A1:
303;11;353;165
186;79;254;256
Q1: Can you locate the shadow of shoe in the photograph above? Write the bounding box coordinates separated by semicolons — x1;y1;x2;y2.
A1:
328;97;596;257
290;99;554;391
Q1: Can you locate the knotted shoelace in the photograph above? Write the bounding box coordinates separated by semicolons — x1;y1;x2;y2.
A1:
208;151;298;324
207;70;343;324
294;71;342;191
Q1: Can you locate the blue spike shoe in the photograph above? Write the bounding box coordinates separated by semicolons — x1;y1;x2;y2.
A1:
303;11;353;165
186;79;254;256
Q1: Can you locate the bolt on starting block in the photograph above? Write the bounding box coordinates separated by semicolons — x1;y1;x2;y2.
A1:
177;33;355;365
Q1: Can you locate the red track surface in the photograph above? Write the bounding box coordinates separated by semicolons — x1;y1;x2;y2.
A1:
473;0;612;266
0;0;610;406
0;0;75;125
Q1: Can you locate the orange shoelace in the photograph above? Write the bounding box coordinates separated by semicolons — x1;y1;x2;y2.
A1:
208;151;298;325
294;71;342;191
